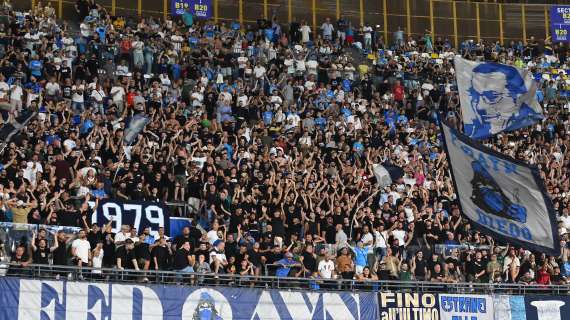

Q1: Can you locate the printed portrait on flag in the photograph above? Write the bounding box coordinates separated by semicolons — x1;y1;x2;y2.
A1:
440;121;559;254
455;57;544;139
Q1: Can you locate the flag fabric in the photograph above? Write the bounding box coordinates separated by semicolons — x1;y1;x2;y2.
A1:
372;163;404;187
454;56;544;139
123;114;149;145
440;120;559;255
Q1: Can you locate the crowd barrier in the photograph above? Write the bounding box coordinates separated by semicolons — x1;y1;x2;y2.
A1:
1;263;569;295
1;273;570;319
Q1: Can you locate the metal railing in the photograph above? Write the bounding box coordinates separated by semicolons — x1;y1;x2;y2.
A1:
1;263;568;295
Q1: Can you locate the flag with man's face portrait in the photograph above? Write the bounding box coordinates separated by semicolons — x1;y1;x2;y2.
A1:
454;56;544;140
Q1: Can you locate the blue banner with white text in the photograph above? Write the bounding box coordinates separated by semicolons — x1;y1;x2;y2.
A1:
0;278;379;320
91;199;170;238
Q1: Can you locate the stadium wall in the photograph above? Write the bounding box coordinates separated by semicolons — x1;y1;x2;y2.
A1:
1;277;569;319
11;0;557;46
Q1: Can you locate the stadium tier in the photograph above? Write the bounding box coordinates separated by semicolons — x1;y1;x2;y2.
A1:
0;0;569;319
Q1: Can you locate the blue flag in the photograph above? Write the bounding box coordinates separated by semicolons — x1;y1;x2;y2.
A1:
454;56;544;140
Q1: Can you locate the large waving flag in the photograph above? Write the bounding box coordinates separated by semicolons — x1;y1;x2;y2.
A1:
455;56;544;139
440;120;559;255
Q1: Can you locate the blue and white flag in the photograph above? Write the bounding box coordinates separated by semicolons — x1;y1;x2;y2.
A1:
455;56;544;139
440;121;560;255
123;114;149;145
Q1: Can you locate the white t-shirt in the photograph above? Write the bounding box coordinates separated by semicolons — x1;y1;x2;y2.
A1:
284;58;295;74
392;229;406;247
92;249;104;273
9;85;23;101
110;86;125;103
254;65;266;79
22;161;43;185
363;26;373;39
306;60;318;75
209;249;227;264
237;56;248;69
301;25;311;43
72;84;85;103
91;88;106;103
171;35;184;51
72;238;91;264
45;82;60;96
318;259;335;279
207;230;220;245
0;81;9;100
560;215;570;230
374;230;388;249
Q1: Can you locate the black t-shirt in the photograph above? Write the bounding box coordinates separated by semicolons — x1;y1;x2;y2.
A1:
87;230;103;249
468;259;485;276
52;242;67;265
194;248;210;263
116;246;136;269
58;211;81;227
174;235;192;250
151;245;170;270
135;242;150;260
62;84;72;99
414;258;428;277
173;248;190;270
302;252;317;273
33;247;50;264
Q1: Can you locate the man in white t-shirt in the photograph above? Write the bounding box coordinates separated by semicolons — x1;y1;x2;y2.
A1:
321;18;334;40
209;240;228;273
254;63;266;79
318;253;336;279
374;224;389;260
9;82;23;112
301;23;311;43
45;77;61;101
110;82;126;112
71;80;85;112
207;221;221;245
71;229;91;267
0;74;9;106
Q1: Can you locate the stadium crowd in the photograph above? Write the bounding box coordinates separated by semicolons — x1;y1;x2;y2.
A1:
0;0;568;286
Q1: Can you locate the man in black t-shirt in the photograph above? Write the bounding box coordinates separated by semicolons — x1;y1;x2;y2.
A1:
52;231;69;267
173;241;194;272
116;239;138;270
151;237;171;271
300;245;317;276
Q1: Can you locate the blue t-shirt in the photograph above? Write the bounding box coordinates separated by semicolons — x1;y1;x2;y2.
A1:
275;258;297;277
262;111;273;125
29;60;42;77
